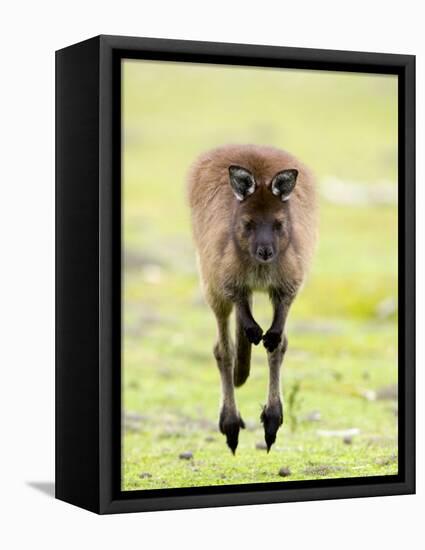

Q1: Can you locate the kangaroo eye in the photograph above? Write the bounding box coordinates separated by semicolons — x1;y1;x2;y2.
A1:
273;220;283;231
243;220;255;231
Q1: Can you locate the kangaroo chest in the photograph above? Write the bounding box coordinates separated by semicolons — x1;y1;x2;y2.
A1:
244;264;280;292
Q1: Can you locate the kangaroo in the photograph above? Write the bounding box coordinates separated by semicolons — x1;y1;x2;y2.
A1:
187;144;317;453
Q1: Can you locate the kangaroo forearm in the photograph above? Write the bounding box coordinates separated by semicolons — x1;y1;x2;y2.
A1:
263;295;291;352
268;289;294;333
235;293;257;328
235;294;263;345
269;301;286;333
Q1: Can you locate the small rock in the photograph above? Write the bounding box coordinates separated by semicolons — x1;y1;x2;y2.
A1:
142;264;163;284
244;420;257;431
139;472;152;479
179;451;193;460
376;297;397;320
124;421;141;433
305;410;321;422
376;454;397;466
317;428;360;438
292;320;341;335
332;371;343;382
367;435;395;447
255;441;268;450
124;250;164;271
205;436;216;443
360;389;377;401
343;436;352;445
278;467;291;477
376;384;398;400
191;290;207;307
321;177;397;207
125;411;146;422
304;464;342;476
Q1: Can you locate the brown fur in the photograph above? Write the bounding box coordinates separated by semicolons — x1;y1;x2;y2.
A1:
187;144;318;452
188;144;317;304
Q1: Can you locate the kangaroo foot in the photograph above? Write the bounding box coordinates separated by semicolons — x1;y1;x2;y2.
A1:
260;402;283;452
219;408;245;454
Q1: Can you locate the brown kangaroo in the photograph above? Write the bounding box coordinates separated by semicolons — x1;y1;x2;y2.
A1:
187;144;317;453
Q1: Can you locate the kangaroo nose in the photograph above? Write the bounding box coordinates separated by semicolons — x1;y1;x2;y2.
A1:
256;245;274;262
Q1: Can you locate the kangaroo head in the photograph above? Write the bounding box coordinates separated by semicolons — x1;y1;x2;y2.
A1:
229;165;298;264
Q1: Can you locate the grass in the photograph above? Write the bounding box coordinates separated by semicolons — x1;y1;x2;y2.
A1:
121;60;398;490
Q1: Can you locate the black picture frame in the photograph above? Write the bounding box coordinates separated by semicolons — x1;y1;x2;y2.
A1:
56;34;415;514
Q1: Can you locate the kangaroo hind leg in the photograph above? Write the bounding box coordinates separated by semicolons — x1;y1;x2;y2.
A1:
212;299;245;453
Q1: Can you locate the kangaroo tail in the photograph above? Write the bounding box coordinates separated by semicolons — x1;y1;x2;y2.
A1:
234;308;252;387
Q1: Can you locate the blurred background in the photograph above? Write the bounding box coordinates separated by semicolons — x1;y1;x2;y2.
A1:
122;60;398;490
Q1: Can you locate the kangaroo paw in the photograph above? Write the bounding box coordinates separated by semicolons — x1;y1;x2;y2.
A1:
244;324;263;345
262;330;282;352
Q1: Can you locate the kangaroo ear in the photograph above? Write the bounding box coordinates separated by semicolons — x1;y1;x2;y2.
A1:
271;169;298;202
229;165;256;201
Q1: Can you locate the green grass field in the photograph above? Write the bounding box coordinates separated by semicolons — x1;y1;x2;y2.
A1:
122;61;398;490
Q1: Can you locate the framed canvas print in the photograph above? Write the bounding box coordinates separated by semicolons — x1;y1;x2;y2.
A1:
56;35;415;514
